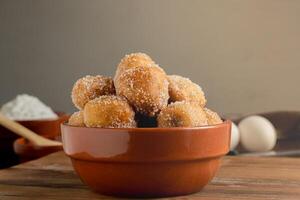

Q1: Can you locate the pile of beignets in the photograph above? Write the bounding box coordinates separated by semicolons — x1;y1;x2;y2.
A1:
68;53;222;128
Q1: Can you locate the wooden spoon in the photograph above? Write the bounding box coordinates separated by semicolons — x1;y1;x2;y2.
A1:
0;113;62;147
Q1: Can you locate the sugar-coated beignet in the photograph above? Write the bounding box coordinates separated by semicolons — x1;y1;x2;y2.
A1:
168;75;206;107
83;95;136;128
71;75;115;110
158;101;208;127
204;108;223;125
114;53;155;87
68;111;85;127
116;65;169;117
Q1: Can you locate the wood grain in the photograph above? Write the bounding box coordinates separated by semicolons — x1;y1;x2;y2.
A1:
0;151;299;200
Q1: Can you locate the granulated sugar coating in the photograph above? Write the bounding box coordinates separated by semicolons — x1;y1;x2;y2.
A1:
116;65;169;117
68;111;85;127
114;52;155;88
204;108;223;125
68;52;223;128
71;75;115;110
0;94;58;120
168;75;206;107
157;101;208;128
83;95;136;128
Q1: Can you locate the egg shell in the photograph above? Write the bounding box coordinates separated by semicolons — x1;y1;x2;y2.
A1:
230;122;240;150
239;115;277;152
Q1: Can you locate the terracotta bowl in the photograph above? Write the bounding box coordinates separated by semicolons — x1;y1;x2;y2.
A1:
61;120;231;198
0;112;69;166
16;112;69;138
13;138;63;163
11;112;69;162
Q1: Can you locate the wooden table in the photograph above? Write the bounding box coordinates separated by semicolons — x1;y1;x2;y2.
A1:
0;151;299;200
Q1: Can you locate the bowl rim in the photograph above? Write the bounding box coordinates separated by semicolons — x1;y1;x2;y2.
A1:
61;119;231;131
15;112;67;123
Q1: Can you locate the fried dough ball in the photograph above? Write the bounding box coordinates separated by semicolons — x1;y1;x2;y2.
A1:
114;53;155;87
168;75;206;107
158;101;208;127
83;95;136;128
116;65;169;117
68;111;85;127
71;75;115;110
204;108;223;125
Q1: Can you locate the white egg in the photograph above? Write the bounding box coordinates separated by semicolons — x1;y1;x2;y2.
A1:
239;115;277;152
230;122;240;150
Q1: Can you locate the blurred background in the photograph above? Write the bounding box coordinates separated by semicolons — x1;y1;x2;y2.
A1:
0;0;300;115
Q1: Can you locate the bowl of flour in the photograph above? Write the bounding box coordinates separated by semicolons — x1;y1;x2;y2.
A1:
0;94;68;165
1;94;58;121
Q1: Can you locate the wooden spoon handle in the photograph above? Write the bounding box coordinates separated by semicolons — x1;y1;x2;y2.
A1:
0;113;62;147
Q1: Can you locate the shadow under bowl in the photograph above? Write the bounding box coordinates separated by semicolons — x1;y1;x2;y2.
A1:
61;120;231;198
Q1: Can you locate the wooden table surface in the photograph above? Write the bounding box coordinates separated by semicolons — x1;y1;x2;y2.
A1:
0;151;299;200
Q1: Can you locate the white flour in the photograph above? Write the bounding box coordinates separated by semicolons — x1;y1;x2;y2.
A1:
0;94;58;120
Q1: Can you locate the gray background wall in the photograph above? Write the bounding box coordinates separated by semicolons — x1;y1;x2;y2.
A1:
0;0;299;115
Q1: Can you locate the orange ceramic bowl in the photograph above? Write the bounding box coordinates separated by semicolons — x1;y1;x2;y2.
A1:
61;120;231;198
12;113;69;162
0;112;68;168
13;138;63;163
